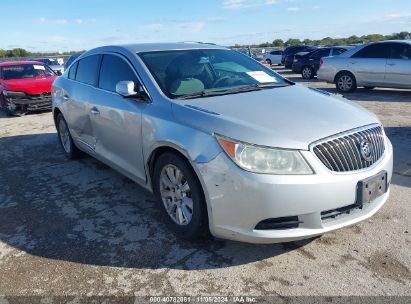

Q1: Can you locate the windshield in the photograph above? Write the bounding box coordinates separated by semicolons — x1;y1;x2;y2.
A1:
1;64;55;80
139;49;290;99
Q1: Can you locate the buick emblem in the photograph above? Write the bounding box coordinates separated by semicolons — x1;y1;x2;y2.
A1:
359;140;373;161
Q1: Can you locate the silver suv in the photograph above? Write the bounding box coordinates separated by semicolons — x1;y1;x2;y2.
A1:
52;43;393;244
318;40;411;92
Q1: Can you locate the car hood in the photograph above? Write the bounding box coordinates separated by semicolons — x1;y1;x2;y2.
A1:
1;76;57;95
172;84;380;150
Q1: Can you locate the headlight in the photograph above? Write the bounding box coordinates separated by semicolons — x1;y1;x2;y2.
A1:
2;90;26;97
216;135;313;175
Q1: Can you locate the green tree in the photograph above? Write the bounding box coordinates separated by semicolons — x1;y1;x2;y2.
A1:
285;38;302;46
272;39;284;47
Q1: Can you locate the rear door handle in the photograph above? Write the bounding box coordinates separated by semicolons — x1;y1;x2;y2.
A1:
63;95;69;100
90;107;100;115
387;62;396;66
350;61;357;64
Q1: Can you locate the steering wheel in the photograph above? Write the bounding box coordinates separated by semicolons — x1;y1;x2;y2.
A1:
213;76;232;88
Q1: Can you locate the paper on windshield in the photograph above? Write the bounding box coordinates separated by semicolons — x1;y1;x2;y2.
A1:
246;71;277;83
33;65;45;70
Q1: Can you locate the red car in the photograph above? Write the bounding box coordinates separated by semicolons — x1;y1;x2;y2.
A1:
0;61;57;116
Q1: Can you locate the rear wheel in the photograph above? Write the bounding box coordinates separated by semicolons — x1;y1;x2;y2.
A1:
152;152;209;239
335;72;357;93
56;113;82;159
301;66;314;79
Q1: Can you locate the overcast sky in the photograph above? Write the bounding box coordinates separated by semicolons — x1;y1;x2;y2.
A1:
1;0;411;52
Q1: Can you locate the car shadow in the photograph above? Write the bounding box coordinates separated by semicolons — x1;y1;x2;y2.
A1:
0;133;313;270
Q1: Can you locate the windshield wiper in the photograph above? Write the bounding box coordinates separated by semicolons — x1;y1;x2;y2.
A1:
174;83;288;100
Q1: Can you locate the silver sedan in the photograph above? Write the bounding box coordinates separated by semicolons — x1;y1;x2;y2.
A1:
318;40;411;92
52;43;393;244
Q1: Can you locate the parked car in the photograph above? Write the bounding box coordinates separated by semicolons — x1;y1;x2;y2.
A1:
283;46;318;68
292;46;353;79
318;40;411;92
64;53;84;70
0;61;57;115
281;45;317;67
28;58;64;75
53;43;393;244
263;50;283;65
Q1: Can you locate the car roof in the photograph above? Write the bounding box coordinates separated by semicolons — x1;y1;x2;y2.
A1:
90;42;227;54
0;61;44;67
373;40;411;45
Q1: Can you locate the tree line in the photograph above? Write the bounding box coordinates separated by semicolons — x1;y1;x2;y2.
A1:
232;32;411;48
1;31;410;57
0;48;85;58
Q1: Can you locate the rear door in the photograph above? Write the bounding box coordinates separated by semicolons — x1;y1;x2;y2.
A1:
65;54;102;152
350;43;388;85
90;53;148;182
385;43;411;88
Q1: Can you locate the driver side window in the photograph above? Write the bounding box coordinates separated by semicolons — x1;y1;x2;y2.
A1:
99;54;140;92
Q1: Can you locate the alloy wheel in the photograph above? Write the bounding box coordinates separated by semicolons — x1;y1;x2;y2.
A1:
159;164;193;226
338;75;353;92
302;67;312;79
58;119;71;153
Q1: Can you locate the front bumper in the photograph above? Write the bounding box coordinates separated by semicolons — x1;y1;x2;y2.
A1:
196;138;393;244
2;93;52;113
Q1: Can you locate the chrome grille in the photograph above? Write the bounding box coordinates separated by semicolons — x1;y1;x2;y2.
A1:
313;126;385;172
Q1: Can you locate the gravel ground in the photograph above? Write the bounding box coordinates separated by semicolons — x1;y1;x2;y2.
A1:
0;68;410;299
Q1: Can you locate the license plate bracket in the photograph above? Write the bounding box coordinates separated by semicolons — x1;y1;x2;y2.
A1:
356;171;387;206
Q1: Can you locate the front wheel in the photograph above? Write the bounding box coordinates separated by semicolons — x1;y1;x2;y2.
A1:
153;152;209;239
335;72;357;93
266;59;272;66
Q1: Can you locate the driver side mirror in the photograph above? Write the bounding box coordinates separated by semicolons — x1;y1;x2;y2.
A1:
116;81;137;97
115;81;148;101
56;70;62;76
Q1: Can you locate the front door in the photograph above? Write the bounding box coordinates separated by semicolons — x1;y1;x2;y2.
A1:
385;43;411;88
349;43;389;86
89;53;148;182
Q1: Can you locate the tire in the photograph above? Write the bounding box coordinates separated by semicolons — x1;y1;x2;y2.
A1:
364;86;375;90
301;66;315;79
56;113;82;159
266;59;272;66
152;152;209;239
335;72;357;93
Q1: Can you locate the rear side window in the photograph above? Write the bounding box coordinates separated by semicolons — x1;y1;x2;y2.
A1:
76;55;101;86
333;48;347;55
99;54;139;92
311;49;330;58
68;61;78;80
389;43;411;60
352;44;388;59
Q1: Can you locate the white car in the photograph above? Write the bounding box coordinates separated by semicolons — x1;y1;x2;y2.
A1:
318;40;411;92
263;50;283;65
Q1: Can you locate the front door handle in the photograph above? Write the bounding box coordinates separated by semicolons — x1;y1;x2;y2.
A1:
387;62;396;66
63;95;69;101
350;61;357;65
90;107;100;115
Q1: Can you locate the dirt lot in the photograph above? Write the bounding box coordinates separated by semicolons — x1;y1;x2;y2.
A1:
0;68;410;299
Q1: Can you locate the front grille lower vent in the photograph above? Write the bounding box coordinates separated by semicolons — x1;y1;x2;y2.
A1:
255;216;302;230
313;126;385;172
